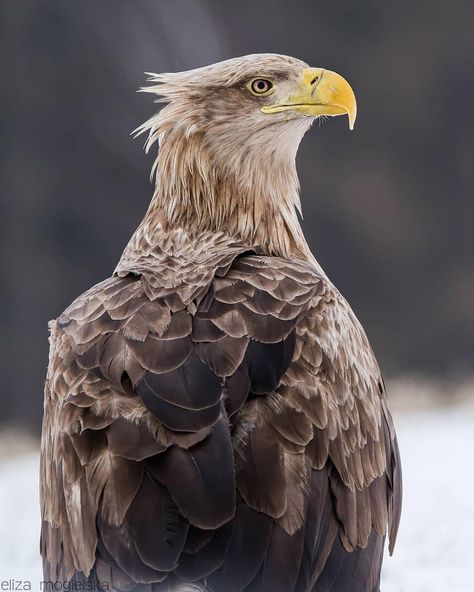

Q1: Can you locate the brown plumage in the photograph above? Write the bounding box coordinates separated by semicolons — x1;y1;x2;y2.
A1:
40;54;401;592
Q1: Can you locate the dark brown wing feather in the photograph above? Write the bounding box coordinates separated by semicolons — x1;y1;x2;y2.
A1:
40;252;401;592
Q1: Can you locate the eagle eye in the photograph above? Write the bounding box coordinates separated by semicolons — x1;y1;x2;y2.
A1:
248;78;274;96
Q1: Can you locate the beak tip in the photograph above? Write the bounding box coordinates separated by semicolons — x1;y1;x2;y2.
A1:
348;111;357;131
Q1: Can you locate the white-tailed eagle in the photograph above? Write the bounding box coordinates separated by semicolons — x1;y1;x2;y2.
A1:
40;53;402;592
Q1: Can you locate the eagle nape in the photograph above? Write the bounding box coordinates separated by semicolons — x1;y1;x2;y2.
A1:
40;53;401;592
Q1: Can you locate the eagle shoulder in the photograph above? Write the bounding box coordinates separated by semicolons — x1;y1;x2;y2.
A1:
40;253;401;590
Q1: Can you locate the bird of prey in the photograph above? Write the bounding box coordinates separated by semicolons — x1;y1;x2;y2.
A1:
40;54;401;592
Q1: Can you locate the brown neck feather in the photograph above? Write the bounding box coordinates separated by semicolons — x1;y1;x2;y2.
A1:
119;122;317;271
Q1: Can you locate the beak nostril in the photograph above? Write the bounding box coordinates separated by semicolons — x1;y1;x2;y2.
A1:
310;76;319;85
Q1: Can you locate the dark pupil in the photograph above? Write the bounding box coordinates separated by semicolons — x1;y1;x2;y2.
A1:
257;81;266;89
254;80;269;92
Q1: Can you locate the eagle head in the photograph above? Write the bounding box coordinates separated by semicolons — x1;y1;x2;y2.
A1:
134;54;357;257
138;54;356;163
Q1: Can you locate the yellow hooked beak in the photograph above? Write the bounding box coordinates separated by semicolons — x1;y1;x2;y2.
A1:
261;68;357;130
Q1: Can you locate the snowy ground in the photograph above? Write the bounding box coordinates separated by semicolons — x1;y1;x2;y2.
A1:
1;401;473;591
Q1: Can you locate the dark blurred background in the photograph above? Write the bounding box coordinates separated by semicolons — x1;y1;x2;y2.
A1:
1;0;473;431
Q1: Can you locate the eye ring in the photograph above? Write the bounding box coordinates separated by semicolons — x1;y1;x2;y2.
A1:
248;78;274;96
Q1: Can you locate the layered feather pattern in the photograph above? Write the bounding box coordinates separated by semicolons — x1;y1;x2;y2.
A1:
41;245;401;592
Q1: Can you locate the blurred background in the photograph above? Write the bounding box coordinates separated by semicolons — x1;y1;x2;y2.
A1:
0;1;473;590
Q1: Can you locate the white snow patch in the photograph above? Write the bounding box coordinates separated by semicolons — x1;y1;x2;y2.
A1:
0;453;42;584
382;403;474;592
0;403;473;590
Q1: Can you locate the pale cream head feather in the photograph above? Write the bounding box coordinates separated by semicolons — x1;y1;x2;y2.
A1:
131;54;356;261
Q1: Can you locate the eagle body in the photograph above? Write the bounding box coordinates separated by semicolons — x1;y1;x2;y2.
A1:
40;55;401;592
